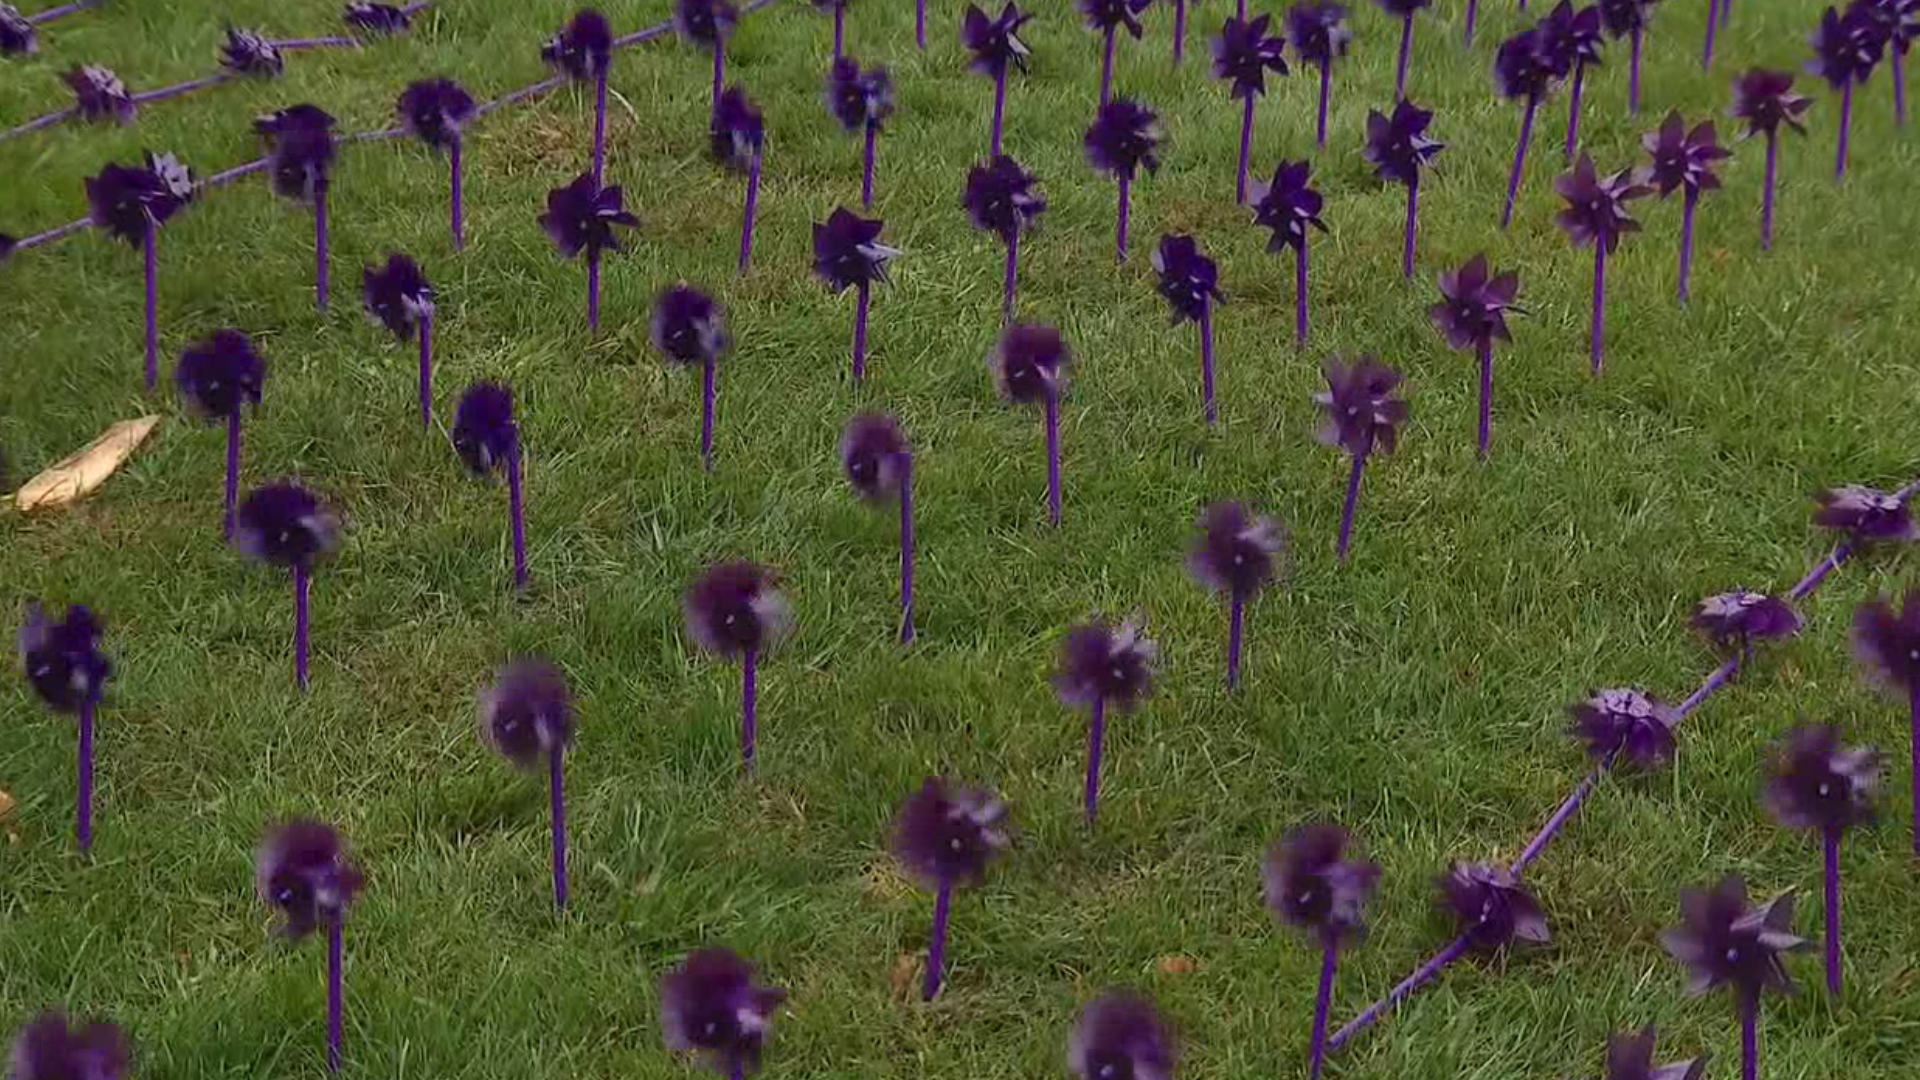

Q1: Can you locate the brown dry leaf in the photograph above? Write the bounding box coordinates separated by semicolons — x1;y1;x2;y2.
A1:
889;951;924;1000
1155;954;1198;976
12;415;161;511
0;788;14;818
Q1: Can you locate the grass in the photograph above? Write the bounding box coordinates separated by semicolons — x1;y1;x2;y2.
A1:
4;0;1920;1076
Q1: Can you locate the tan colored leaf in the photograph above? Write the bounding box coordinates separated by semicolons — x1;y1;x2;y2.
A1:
12;415;161;511
889;951;924;1000
0;788;14;818
1155;954;1198;976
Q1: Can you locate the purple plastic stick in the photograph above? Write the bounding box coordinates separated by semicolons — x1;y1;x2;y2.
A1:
1502;97;1537;228
1896;49;1909;126
1740;991;1758;1080
1307;943;1338;1079
739;152;761;271
862;123;877;208
899;453;915;643
131;73;232;106
224;412;242;538
1911;685;1919;857
1629;28;1643;113
1476;339;1493;458
275;37;360;50
1084;695;1108;824
1720;0;1732;26
418;311;433;427
327;920;343;1072
1402;179;1419;278
1324;934;1472;1051
1116;173;1131;261
1564;63;1586;160
1044;391;1061;526
28;0;98;22
1173;0;1187;62
1513;759;1608;875
852;281;871;383
314;190;330;310
16;218;92;249
741;648;758;768
1236;95;1255;204
712;45;725;119
923;878;951;1000
200;158;270;189
1703;0;1719;70
587;250;602;330
1100;27;1116;107
1226;595;1244;689
833;4;845;59
1295;243;1309;345
1237;0;1247;16
508;447;528;590
917;0;926;49
1590;243;1606;376
476;74;565;116
1761;131;1778;251
551;745;568;909
142;218;158;390
1836;82;1853;180
1678;189;1699;302
294;563;311;690
700;354;716;470
1394;14;1413;100
1199;298;1217;424
1464;0;1478;43
990;68;1008;155
450;137;465;249
1316;62;1331;147
1002;232;1019;324
2;107;77;142
591;69;610;185
77;700;94;851
1335;452;1365;561
1824;824;1841;993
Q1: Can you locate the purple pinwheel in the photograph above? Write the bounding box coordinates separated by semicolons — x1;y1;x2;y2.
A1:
1496;28;1560;227
257;104;337;310
686;562;791;768
451;382;527;591
992;324;1071;525
1764;723;1877;994
18;602;110;851
825;57;895;208
3;64;129;141
1249;159;1326;344
963;3;1032;155
1212;15;1289;203
892;777;1008;999
1430;254;1520;457
85;151;193;389
1376;0;1434;100
258;819;365;1072
1442;862;1551;952
1570;688;1680;769
1082;0;1152;107
479;658;574;908
1729;69;1812;250
651;286;730;469
1599;0;1660;112
814;0;852;60
543;9;615;183
1660;875;1807;1080
660;949;786;1075
1860;0;1919;125
1852;590;1920;854
841;414;914;642
1057;617;1158;824
1152;235;1227;422
1814;484;1916;543
1638;112;1730;301
344;1;417;34
175;329;266;537
963;154;1046;322
221;28;285;78
2;5;38;57
1691;590;1800;673
1286;2;1351;147
710;86;765;271
1265;825;1379;1080
362;253;436;426
539;172;638;331
1068;994;1177;1080
1364;98;1443;277
397;78;476;248
1188;503;1285;686
1809;5;1885;178
235;482;341;689
1538;2;1606;160
1586;1025;1707;1080
1555;154;1651;375
675;0;738;118
7;1013;129;1080
813;208;898;383
1315;357;1407;560
1084;98;1163;261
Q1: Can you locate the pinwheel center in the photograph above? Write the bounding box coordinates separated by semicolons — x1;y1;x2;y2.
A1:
1817;782;1832;797
1724;946;1740;964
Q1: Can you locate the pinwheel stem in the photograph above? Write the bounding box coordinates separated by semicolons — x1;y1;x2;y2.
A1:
142;218;158;390
551;745;568;910
1236;95;1255;204
1044;390;1061;526
1173;0;1187;63
1226;595;1244;689
508;446;528;590
1761;130;1778;251
1237;0;1247;17
1824;823;1842;993
917;0;926;49
1502;96;1537;229
314;189;331;311
862;123;877;208
1307;942;1338;1080
1002;232;1020;324
1315;61;1331;149
450;137;465;250
700;354;717;471
476;74;565;117
76;700;95;851
1394;13;1413;101
1836;82;1854;181
1199;297;1217;424
1739;989;1758;1080
852;281;871;383
1326;933;1472;1052
1589;242;1607;376
200;157;271;189
1703;0;1719;71
16;217;92;249
592;69;609;185
131;72;232;106
1100;27;1116;108
1476;339;1493;458
1896;49;1909;127
1720;0;1732;28
1678;188;1699;303
224;412;242;538
741;647;758;768
990;68;1007;156
1402;179;1419;278
1564;62;1586;161
327;920;344;1072
1084;696;1108;824
586;250;602;330
1295;242;1309;345
1116;173;1131;262
1675;656;1740;718
29;0;99;21
2;107;77;142
899;453;915;644
418;312;434;427
711;46;725;120
923;879;951;1001
1336;452;1366;561
1910;683;1919;857
294;563;311;689
739;151;761;270
1513;756;1611;875
832;3;845;58
1629;28;1643;113
274;37;360;50
1464;0;1478;43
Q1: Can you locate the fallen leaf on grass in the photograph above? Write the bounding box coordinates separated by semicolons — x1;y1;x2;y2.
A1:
1156;954;1198;976
10;416;160;511
0;788;14;818
889;951;924;1000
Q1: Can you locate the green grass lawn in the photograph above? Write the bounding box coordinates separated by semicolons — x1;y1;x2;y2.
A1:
4;0;1919;1076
